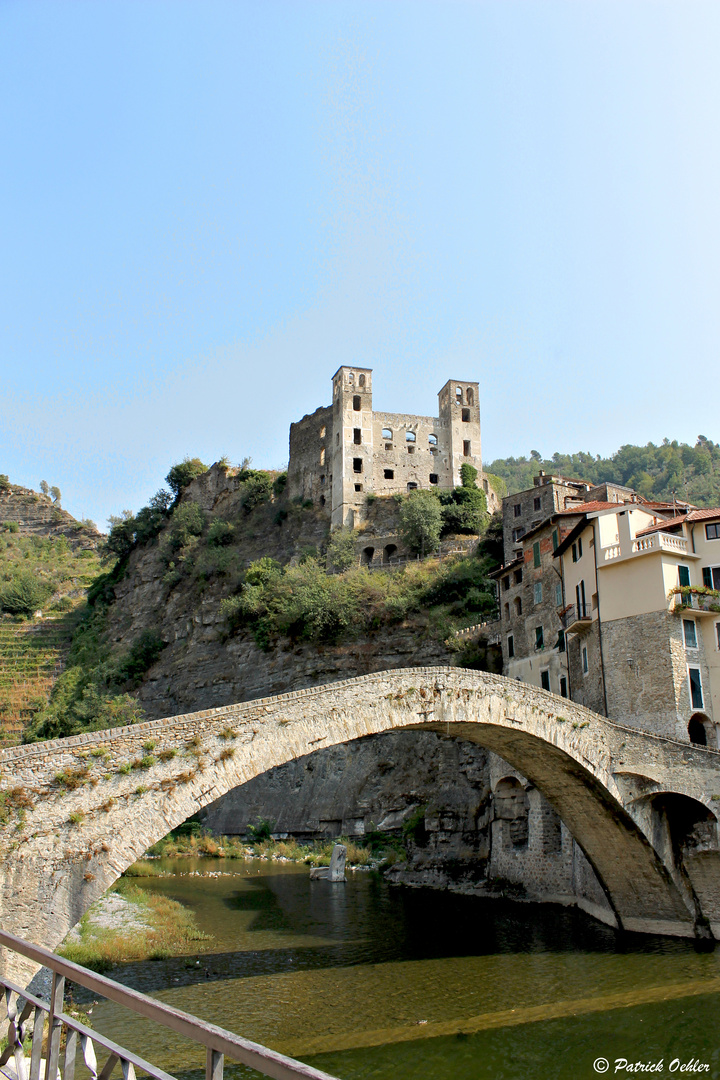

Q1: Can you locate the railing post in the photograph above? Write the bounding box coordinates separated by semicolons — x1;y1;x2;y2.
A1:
206;1047;223;1080
45;971;65;1080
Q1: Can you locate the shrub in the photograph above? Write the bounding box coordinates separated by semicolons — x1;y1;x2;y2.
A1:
115;631;166;686
2;521;19;533
0;571;53;616
398;491;443;556
439;468;488;535
166;458;208;500
239;470;273;513
167;502;205;552
207;519;235;547
247;818;274;842
326;528;357;572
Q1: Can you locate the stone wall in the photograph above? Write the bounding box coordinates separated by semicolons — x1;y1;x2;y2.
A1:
286;405;333;512
602;609;715;742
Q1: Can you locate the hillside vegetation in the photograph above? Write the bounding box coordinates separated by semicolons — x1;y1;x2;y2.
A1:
0;517;103;745
487;436;720;505
26;458;501;742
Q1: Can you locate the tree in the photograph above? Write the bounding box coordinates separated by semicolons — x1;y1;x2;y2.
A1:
439;467;488;535
50;486;61;505
165;458;209;501
326;527;357;572
398;491;443;556
39;480;49;496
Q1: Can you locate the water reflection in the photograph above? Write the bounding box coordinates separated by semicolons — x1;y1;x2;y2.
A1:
81;860;720;1080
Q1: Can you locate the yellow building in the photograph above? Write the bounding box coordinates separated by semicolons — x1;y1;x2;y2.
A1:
555;505;720;746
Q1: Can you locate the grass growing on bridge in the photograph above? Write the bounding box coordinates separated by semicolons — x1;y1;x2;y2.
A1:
58;880;210;972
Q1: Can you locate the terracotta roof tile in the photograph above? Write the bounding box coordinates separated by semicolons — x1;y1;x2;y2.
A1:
686;508;720;522
556;501;619;515
634;516;687;538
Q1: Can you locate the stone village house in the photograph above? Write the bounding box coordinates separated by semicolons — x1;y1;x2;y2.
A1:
493;474;720;748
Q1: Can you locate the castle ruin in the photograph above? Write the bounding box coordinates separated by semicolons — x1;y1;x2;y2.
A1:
287;366;497;529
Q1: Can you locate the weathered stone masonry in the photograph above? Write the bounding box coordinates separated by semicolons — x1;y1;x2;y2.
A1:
2;667;720;986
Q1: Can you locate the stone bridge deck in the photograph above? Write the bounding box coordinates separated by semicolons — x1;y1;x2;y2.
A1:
2;667;720;984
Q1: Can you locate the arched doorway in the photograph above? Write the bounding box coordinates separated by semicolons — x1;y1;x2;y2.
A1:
362;547;375;566
383;544;397;564
688;714;709;746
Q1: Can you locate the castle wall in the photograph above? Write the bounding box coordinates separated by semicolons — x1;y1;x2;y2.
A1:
288;368;488;529
287;405;333;513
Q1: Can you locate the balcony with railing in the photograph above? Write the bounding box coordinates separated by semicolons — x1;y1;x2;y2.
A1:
671;587;720;617
558;602;593;634
601;531;690;563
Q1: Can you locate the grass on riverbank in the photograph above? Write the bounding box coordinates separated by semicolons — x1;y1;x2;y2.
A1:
141;830;404;869
58;880;210;972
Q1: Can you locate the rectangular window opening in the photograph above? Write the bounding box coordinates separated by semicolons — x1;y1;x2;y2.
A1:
461;408;470;422
353;428;362;445
535;626;544;650
353;395;361;411
383;469;394;480
353;458;363;473
582;646;589;674
514;504;522;518
541;670;550;691
429;473;438;484
689;667;704;710
533;542;541;568
514;568;523;584
507;635;515;659
463;440;471;457
683;619;698;649
706;523;720;540
534;582;543;605
560;675;568;698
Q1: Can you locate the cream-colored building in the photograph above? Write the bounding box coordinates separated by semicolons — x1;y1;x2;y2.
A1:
555;505;720;746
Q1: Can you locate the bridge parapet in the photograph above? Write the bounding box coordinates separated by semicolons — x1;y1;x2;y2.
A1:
1;667;720;987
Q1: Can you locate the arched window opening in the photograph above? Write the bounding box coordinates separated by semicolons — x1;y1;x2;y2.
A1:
319;426;326;439
362;546;374;565
383;544;397;564
353;395;361;411
358;374;366;387
406;431;416;442
382;428;393;441
466;387;474;405
348;372;354;383
455;386;463;402
493;778;529;850
689;715;708;746
428;433;437;446
319;448;325;466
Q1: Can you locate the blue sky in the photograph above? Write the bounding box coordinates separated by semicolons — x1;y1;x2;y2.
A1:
2;1;720;528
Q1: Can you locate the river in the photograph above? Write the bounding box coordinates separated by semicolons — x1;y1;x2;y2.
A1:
80;858;720;1079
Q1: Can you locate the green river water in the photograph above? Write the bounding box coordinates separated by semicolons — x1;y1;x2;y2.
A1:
81;859;720;1080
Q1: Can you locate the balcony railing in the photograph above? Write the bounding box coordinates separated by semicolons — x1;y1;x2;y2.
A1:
559;602;593;632
0;928;338;1080
671;588;720;616
602;531;689;562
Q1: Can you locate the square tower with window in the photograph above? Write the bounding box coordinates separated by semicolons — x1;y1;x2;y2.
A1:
330;366;374;528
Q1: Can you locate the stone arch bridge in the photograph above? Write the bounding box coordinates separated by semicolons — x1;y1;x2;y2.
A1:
2;667;720;984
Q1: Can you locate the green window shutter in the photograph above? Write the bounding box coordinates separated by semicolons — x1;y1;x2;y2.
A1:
533;541;541;568
552;529;559;551
678;565;690;588
703;567;712;588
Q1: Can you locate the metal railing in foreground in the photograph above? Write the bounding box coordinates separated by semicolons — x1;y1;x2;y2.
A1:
0;928;339;1080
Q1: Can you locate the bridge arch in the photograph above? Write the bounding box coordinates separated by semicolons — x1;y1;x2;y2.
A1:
1;667;718;985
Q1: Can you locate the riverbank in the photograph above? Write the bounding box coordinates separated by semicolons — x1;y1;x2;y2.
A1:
58;880;209;971
143;830;404;869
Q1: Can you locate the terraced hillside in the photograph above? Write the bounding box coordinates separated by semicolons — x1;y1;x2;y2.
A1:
0;488;103;744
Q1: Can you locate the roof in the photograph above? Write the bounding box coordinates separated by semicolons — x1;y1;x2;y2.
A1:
556;501;621;516
686;508;720;522
489;555;523;579
634;516;687;538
